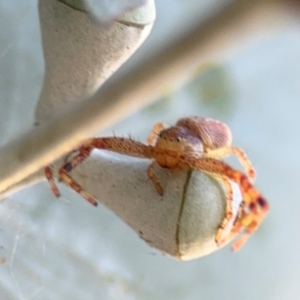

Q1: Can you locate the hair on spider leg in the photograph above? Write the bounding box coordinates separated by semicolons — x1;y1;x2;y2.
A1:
112;130;116;138
126;131;142;142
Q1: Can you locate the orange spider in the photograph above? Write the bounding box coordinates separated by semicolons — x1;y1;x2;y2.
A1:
45;116;269;251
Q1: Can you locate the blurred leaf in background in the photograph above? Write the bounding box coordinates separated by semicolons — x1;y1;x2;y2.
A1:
145;93;175;116
187;64;237;120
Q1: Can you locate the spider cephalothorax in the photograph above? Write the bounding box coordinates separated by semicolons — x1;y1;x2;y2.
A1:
152;126;204;168
45;116;269;251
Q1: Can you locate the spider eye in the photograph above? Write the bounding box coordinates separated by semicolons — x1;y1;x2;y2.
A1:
176;137;181;142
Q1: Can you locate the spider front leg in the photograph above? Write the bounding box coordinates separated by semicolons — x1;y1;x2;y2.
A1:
180;156;269;250
46;137;153;206
45;148;91;199
204;147;256;183
45;145;97;205
45;165;61;197
58;146;97;206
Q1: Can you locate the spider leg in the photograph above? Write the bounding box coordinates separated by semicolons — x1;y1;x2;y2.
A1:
177;155;235;245
214;177;234;245
63;149;80;164
45;148;83;198
231;198;269;251
203;146;256;183
58;146;98;206
147;122;167;146
179;156;269;250
147;161;163;196
231;219;258;251
45;165;60;197
52;137;153;206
